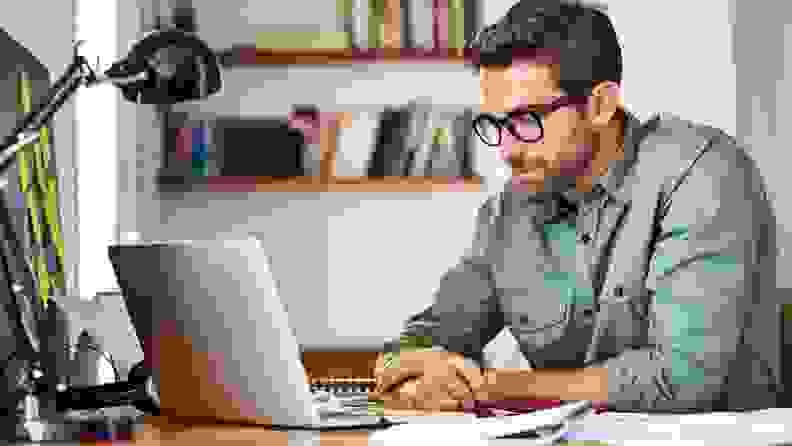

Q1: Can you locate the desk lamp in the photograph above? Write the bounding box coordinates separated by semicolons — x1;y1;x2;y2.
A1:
0;28;221;432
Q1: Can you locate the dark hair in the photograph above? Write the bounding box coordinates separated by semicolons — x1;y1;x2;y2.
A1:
467;0;622;98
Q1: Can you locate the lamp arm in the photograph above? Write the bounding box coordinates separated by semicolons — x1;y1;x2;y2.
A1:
0;46;150;178
0;63;89;178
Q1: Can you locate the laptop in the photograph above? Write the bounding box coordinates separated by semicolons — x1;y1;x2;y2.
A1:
107;236;395;430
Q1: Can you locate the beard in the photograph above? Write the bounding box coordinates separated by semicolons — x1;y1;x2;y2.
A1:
508;142;595;194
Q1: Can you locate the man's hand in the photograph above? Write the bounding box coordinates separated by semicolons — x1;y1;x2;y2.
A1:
371;350;485;411
377;376;464;411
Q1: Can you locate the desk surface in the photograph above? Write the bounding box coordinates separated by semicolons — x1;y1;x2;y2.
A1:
116;415;610;445
11;408;792;445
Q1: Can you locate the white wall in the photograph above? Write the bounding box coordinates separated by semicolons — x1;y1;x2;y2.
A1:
731;0;792;387
75;0;121;300
483;0;737;133
118;0;740;351
732;0;792;289
606;1;736;134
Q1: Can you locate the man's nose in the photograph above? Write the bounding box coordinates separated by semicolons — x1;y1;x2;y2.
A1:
499;132;522;161
500;136;534;165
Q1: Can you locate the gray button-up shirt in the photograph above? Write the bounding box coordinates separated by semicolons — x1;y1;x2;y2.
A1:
388;110;781;412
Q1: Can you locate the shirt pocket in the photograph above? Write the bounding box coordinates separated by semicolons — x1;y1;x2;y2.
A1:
499;280;571;359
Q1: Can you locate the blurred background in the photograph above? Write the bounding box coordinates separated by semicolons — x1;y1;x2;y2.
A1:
1;0;786;382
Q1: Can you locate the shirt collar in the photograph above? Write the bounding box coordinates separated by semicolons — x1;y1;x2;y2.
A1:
562;108;644;205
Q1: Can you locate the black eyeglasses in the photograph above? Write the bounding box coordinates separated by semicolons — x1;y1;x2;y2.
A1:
473;95;589;147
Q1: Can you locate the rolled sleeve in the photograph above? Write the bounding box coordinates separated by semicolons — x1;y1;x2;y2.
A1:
601;136;765;412
385;196;505;367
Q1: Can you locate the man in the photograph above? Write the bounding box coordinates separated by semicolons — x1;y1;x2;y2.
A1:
372;0;781;413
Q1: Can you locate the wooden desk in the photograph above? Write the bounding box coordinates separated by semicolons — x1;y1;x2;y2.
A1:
134;416;371;446
103;413;608;446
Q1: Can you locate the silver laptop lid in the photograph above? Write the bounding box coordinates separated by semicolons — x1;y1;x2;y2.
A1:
108;237;319;427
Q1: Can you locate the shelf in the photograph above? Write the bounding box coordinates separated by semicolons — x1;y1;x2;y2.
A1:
156;175;484;193
217;47;479;67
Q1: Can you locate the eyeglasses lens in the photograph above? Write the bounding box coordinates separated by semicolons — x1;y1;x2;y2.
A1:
475;113;542;145
510;113;542;142
475;117;501;146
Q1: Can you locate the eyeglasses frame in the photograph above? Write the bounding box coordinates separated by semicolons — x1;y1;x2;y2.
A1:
473;95;590;147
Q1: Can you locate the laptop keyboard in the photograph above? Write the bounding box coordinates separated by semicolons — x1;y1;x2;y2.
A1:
311;382;380;418
310;383;374;395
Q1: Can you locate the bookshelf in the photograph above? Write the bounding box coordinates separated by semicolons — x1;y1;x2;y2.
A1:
156;175;483;192
217;47;476;67
157;108;483;193
156;0;485;193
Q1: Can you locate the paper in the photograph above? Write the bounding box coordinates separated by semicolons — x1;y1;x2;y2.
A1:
369;421;490;445
370;420;568;446
369;400;591;445
471;400;591;438
565;408;792;445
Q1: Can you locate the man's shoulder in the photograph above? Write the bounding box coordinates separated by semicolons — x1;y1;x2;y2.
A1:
638;112;735;156
633;112;757;190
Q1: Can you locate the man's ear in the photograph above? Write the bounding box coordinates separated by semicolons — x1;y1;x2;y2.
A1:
586;81;621;127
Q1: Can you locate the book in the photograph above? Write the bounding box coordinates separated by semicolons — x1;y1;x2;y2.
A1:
337;0;355;49
448;0;465;50
409;0;434;49
367;106;412;176
401;0;411;48
463;0;480;46
302;137;323;177
369;0;385;49
382;0;402;49
255;31;351;50
409;106;437;176
403;99;431;175
432;0;449;49
164;112;193;179
191;123;210;177
453;108;475;177
352;0;370;48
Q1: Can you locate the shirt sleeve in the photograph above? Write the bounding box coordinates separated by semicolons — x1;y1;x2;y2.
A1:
599;134;772;412
384;195;505;368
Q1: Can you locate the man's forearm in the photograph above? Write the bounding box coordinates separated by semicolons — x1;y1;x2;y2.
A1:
479;367;609;401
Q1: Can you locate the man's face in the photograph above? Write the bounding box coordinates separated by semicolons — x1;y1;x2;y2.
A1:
479;62;595;192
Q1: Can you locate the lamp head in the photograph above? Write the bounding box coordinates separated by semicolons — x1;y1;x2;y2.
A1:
104;29;221;105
